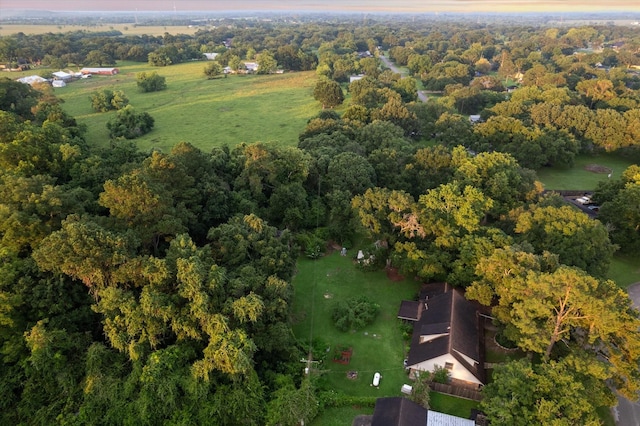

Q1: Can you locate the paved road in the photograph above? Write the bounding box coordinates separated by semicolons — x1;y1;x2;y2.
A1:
379;53;404;75
379;54;428;102
614;396;640;426
614;282;640;426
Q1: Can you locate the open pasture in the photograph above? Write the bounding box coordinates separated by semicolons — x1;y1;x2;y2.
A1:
56;62;319;152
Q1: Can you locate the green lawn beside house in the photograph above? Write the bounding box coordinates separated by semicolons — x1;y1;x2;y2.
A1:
292;250;481;425
292;251;417;398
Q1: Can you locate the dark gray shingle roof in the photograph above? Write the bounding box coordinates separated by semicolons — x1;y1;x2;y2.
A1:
405;288;484;384
371;397;427;426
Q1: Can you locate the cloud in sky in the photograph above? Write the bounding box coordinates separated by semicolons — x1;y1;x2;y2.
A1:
1;0;639;12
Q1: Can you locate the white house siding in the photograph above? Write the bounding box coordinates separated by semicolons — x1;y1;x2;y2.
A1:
409;354;482;386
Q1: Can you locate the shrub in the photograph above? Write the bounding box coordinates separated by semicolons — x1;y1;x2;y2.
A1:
90;89;129;112
295;230;325;260
432;365;451;384
332;296;380;332
204;62;223;79
495;330;519;349
354;245;388;272
136;71;166;93
106;105;154;139
409;374;431;408
317;390;376;409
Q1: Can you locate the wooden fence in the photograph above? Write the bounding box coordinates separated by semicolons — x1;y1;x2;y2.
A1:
429;382;482;401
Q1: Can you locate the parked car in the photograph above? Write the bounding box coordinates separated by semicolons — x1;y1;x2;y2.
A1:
576;196;591;205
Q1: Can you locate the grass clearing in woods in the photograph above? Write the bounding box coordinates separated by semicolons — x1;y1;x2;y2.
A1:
292;250;479;423
536;151;640;191
54;61;318;152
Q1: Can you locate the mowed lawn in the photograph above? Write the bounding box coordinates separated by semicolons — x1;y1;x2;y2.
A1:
292;251;418;398
56;61;319;151
292;251;480;425
536;151;640;191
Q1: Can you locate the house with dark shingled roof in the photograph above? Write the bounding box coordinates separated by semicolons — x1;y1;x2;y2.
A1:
398;283;485;388
369;397;476;426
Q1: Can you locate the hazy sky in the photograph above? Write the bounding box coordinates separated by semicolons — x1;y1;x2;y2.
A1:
2;0;640;13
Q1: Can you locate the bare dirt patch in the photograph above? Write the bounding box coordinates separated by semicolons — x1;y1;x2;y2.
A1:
584;164;613;174
385;267;405;282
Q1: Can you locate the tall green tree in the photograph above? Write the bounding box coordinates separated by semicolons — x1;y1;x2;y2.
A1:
313;79;345;109
266;376;318;426
257;50;278;74
513;204;615;277
204;61;223;79
32;215;137;296
468;247;640;397
0;78;40;119
481;357;608;426
90;89;129;112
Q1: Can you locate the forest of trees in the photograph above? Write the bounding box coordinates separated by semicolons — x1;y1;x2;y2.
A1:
1;16;640;425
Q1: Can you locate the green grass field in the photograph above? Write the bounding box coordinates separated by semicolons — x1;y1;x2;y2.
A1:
310;392;478;426
536;151;640;191
292;250;480;425
292;251;417;398
54;61;319;152
607;255;640;289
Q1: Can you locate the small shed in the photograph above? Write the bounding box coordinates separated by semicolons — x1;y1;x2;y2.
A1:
52;71;73;81
52;80;66;88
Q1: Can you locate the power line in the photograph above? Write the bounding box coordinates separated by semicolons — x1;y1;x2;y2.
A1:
304;176;322;374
